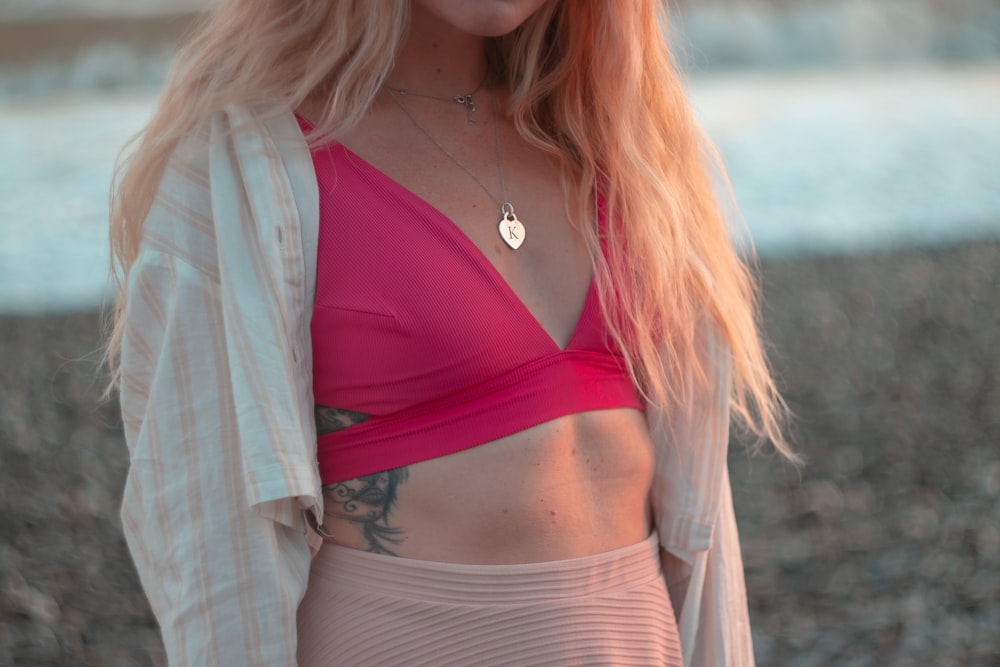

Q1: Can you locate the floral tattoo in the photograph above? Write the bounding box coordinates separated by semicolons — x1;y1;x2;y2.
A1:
323;469;409;555
315;405;409;555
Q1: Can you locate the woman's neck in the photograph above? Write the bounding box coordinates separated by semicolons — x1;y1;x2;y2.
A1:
388;8;490;97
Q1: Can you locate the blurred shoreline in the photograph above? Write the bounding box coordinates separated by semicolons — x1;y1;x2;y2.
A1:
4;64;999;315
1;1;997;318
0;14;196;68
1;1;997;98
2;239;999;665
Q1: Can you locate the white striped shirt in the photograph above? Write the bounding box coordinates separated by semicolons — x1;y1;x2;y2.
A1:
119;104;754;666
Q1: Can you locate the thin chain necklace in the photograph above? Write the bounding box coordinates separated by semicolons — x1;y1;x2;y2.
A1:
383;70;489;124
387;87;526;250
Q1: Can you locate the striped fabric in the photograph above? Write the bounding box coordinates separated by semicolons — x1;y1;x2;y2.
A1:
297;533;683;666
118;105;754;666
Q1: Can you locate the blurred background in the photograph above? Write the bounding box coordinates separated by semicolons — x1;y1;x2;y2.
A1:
1;0;998;665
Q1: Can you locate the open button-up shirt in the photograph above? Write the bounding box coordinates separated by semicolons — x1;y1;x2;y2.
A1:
119;105;755;666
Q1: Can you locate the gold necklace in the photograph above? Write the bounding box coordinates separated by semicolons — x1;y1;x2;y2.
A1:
387;88;525;250
383;71;489;125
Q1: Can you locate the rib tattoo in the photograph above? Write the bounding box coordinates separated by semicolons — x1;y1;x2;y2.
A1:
323;468;409;555
315;404;409;555
315;405;371;434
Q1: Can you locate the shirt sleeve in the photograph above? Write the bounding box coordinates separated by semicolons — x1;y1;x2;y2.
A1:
660;469;755;666
649;321;756;666
118;118;320;665
120;251;310;666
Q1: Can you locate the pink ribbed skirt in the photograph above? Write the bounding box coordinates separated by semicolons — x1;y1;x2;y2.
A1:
296;533;683;666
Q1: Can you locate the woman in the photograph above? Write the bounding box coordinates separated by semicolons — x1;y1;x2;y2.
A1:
109;1;792;665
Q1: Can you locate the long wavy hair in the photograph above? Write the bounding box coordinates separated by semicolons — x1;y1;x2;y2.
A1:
108;0;793;458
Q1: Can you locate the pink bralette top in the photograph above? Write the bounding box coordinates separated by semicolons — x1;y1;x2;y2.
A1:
305;126;643;484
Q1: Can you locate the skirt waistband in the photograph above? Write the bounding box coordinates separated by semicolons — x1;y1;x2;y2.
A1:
309;532;662;604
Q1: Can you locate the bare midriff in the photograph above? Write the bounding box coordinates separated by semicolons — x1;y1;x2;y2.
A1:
306;85;654;564
316;408;654;564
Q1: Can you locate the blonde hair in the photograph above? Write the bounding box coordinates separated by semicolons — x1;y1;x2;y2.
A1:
108;0;793;459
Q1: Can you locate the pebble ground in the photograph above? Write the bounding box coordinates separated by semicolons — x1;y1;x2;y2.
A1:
2;240;999;665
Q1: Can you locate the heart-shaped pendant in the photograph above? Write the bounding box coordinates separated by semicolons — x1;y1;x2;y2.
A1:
497;203;525;250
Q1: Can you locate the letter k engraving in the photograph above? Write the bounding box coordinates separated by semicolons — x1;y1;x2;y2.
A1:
497;208;525;250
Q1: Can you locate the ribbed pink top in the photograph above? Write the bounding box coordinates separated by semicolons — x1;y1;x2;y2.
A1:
307;132;642;484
